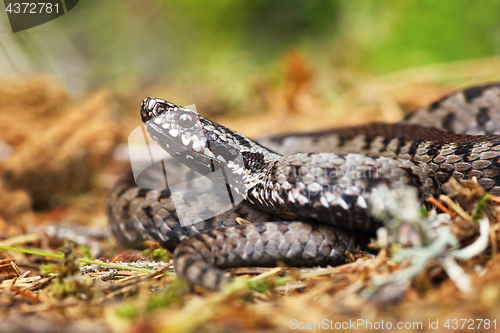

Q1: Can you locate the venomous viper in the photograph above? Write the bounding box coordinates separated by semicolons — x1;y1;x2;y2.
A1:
108;83;500;290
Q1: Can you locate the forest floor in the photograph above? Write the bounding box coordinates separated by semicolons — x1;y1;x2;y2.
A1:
2;57;500;332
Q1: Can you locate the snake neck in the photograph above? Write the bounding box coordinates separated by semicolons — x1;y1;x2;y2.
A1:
196;116;284;196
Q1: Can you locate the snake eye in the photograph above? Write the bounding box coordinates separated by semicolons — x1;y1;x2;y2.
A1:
178;112;197;128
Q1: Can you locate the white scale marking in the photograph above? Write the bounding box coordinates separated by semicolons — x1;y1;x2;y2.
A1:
204;148;215;158
181;134;191;146
148;99;156;110
169;128;179;137
192;141;205;152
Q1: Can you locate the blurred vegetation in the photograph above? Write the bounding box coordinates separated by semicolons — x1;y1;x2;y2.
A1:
4;0;500;114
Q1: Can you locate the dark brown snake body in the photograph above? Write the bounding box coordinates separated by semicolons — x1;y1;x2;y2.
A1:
108;83;500;290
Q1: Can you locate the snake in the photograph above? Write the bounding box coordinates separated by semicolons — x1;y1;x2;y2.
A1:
107;83;500;290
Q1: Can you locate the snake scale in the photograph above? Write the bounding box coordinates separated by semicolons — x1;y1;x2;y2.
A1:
108;83;500;290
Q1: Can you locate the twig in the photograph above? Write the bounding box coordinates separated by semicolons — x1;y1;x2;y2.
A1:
427;196;456;219
439;195;472;220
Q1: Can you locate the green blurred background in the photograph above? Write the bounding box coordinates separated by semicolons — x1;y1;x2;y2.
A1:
2;0;500;119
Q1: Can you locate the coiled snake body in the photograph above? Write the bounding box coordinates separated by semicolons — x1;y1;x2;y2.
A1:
108;83;500;290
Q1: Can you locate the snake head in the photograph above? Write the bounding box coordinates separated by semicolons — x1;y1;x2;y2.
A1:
141;97;245;176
